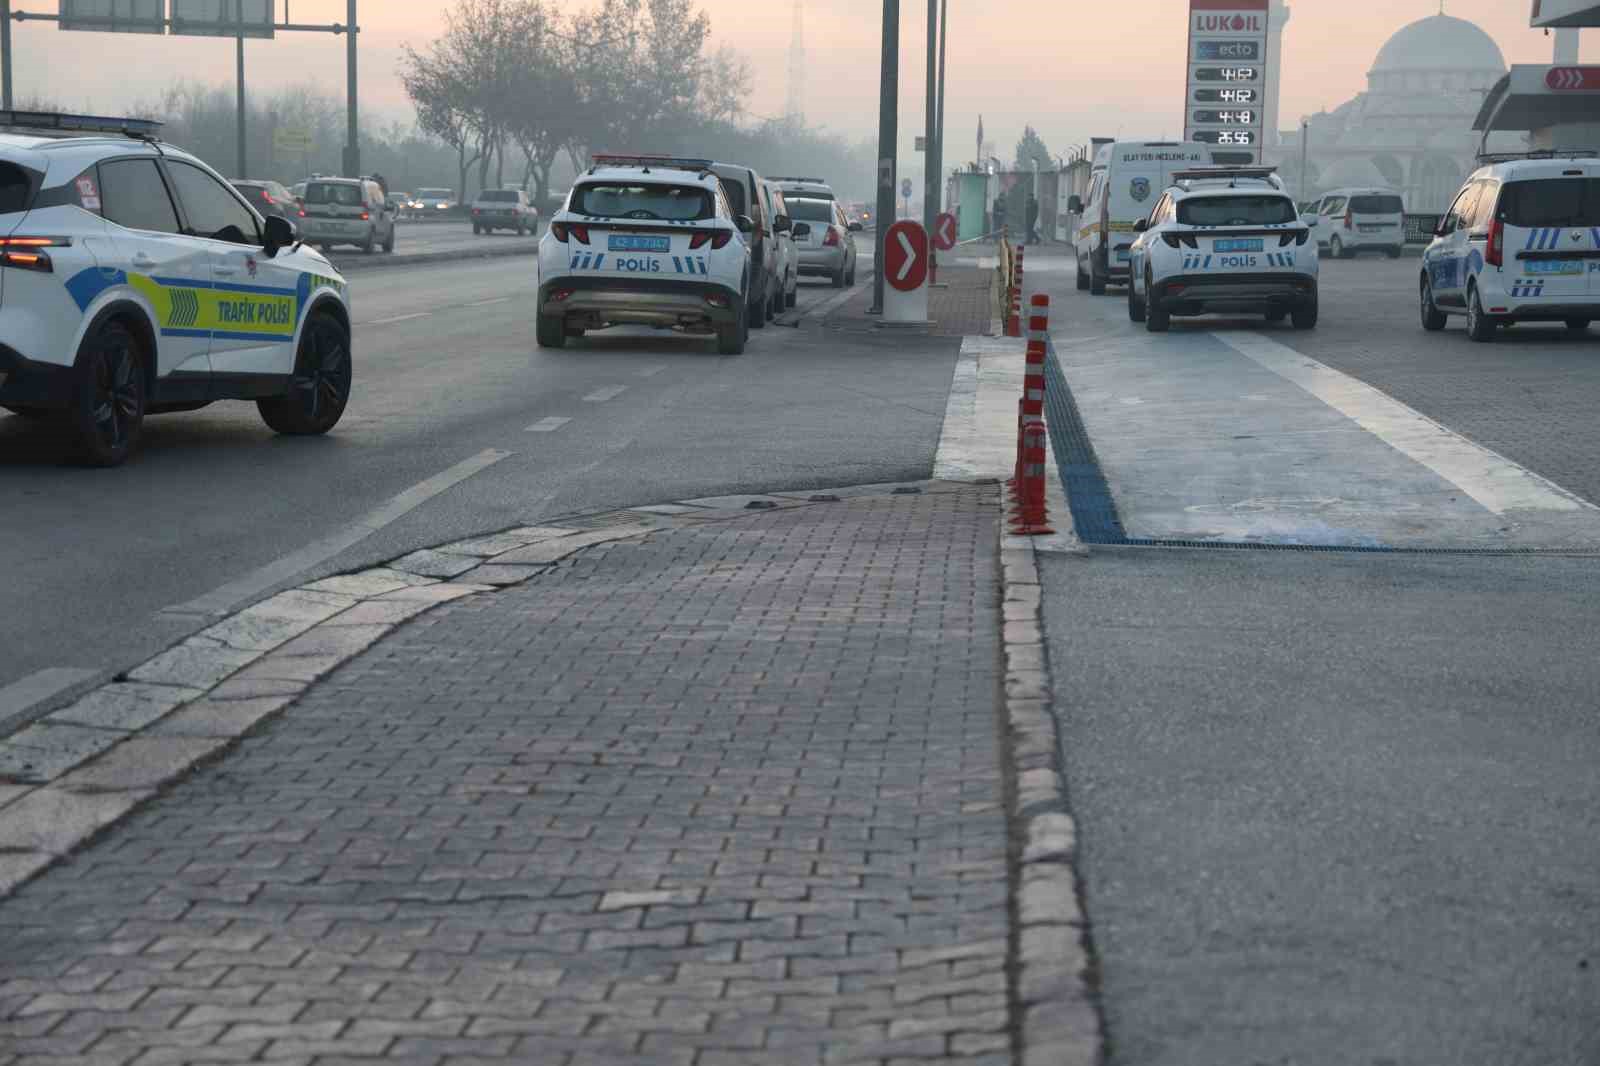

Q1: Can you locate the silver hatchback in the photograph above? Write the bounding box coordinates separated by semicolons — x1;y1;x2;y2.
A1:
298;178;397;254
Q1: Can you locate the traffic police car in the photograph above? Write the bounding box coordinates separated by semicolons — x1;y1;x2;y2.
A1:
536;155;753;354
0;111;352;466
1126;167;1319;332
1420;153;1600;342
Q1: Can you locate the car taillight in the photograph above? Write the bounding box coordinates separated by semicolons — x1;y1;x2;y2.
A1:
472;208;480;216
0;236;69;273
1486;218;1504;268
262;191;276;205
689;230;734;250
823;226;841;247
298;207;307;218
550;222;588;243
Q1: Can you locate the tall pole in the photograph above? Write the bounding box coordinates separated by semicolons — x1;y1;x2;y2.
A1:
922;0;936;240
1299;119;1308;205
2;0;13;110
235;0;247;179
934;0;946;218
344;0;360;177
870;0;899;314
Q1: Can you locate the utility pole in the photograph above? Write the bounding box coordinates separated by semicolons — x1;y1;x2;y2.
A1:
1299;119;1308;205
934;0;947;220
235;0;247;179
344;0;360;178
870;0;899;314
922;0;936;240
2;0;13;110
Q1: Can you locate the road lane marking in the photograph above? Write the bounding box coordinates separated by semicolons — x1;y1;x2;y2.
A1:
0;667;100;732
526;417;572;432
470;297;512;307
158;448;513;621
1215;331;1595;515
583;385;628;403
636;365;668;378
367;312;433;326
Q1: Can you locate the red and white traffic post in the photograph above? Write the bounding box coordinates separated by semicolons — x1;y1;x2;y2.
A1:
883;219;931;324
1009;294;1054;536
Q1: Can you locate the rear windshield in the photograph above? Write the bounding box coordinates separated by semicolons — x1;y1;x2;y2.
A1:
480;190;519;202
719;180;746;215
572;182;713;221
304;182;363;206
1497;178;1600;227
417;188;453;199
786;198;834;223
1349;195;1403;214
1178;195;1298;226
784;186;834;201
0;163;32;214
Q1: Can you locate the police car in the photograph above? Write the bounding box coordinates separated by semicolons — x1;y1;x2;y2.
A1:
1420;153;1600;342
537;155;753;354
0;111;352;466
1126;167;1319;332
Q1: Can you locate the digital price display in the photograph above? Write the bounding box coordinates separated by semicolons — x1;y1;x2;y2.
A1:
1184;1;1270;163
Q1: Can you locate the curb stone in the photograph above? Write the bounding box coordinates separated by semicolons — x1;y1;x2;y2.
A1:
0;480;970;903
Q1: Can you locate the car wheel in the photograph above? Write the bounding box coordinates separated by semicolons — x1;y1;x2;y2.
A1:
70;318;146;467
1330;235;1345;260
786;284;798;309
1265;309;1287;323
1292;289;1319;330
1466;284;1496;343
717;298;748;355
1144;270;1169;332
383;229;395;254
536;311;567;349
1090;260;1107;296
1420;276;1447;331
749;287;768;329
256;311;352;435
1127;275;1146;323
1387;246;1403;259
361;232;375;255
831;263;846;288
3;405;53;420
1076;258;1090;292
1566;318;1591;331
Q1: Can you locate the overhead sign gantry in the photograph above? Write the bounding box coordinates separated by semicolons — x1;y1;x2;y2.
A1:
1183;0;1270;164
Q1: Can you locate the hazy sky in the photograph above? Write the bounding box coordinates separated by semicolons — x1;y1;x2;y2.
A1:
8;0;1592;162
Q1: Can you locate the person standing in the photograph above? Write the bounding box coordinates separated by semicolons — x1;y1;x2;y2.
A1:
1026;194;1041;245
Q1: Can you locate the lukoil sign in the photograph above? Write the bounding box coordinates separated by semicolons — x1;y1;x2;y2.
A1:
1193;13;1265;33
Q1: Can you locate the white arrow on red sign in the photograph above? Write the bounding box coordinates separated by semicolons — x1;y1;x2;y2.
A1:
1546;66;1600;91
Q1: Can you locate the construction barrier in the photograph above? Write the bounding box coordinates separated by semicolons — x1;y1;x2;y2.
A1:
1008;293;1054;536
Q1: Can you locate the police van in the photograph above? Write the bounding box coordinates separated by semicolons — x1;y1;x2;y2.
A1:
1073;140;1213;295
1421;153;1600;342
0;111;352;467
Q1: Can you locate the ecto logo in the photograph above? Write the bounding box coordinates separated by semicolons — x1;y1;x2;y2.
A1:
1193;13;1264;33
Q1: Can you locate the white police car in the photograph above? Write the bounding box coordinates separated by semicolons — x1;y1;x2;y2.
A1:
0;111;352;466
1126;167;1319;332
536;154;753;354
1420;153;1600;342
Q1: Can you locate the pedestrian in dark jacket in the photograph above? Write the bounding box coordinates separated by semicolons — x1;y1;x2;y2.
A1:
1026;195;1040;245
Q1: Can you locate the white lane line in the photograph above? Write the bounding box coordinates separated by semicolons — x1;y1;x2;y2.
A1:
367;312;433;326
583;385;628;403
470;297;512;307
1215;331;1595;515
636;365;668;378
158;448;513;620
525;416;572;432
0;667;99;731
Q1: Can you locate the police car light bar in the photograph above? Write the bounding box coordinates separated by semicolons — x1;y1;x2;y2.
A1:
1474;148;1600;164
771;177;827;183
0;110;164;140
1171;166;1278;182
589;154;715;173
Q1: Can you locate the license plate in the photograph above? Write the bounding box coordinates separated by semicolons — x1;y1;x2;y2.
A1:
609;235;670;253
1214;239;1263;252
1359;225;1384;233
1526;260;1583;275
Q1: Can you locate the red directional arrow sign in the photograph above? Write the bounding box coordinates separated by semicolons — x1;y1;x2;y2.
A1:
933;212;958;251
1546;66;1600;91
884;220;929;291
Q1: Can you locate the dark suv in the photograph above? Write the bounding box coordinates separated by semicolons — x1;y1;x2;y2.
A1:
710;163;782;329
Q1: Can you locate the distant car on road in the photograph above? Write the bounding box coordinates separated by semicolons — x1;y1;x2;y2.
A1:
412;187;456;218
230;179;296;221
0;110;354;466
536;154;754;355
297;176;396;254
787;195;861;288
471;188;537;235
1421;154;1600;342
763;180;799;312
773;176;835;203
1127;166;1319;332
1302;187;1405;259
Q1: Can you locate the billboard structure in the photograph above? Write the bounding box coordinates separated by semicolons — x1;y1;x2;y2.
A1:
58;0;165;33
170;0;276;39
1183;0;1271;165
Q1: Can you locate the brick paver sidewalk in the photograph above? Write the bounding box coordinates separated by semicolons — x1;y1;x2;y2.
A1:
823;267;993;337
0;488;1014;1066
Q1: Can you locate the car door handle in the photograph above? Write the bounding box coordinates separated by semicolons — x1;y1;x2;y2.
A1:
214;267;239;277
1466;235;1487;243
131;253;156;269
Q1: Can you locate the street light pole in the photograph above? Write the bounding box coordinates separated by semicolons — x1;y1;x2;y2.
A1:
922;0;936;241
870;0;899;314
935;0;947;218
2;0;13;110
1299;119;1309;205
235;0;247;179
344;0;360;177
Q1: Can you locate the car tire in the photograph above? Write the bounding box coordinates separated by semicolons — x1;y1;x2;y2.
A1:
257;311;352;435
1292;289;1319;330
749;287;768;330
361;232;375;255
1330;235;1346;260
69;318;146;468
786;284;798;310
1144;270;1169;333
1387;246;1403;259
717;298;748;356
536;311;567;349
847;264;857;286
1090;261;1107;296
1466;284;1496;343
1265;309;1287;324
831;263;846;288
3;405;52;419
1076;258;1090;292
383;229;395;254
1566;318;1591;331
1421;276;1447;331
1127;276;1146;323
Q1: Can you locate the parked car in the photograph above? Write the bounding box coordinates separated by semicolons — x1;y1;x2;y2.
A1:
230;179;296;221
471;188;537;235
788;195;860;287
1302;187;1405;259
763;180;799;312
297;176;397;254
709;162;779;328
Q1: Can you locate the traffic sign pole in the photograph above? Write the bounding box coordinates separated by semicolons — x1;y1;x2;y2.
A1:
871;0;900;315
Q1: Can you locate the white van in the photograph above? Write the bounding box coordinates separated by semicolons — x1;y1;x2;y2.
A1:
1073;140;1213;294
1300;187;1405;259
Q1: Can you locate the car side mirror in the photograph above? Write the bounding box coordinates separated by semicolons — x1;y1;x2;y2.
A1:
773;215;791;233
262;214;296;258
848;221;864;232
1068;196;1083;214
734;214;754;233
1133;218;1149;233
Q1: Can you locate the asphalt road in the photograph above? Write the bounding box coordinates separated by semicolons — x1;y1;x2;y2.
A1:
324;219;540;268
0;259;946;723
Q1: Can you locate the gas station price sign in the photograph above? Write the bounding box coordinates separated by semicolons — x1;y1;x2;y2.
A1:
1184;0;1271;164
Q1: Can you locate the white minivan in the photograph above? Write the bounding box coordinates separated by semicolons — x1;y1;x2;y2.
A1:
1072;140;1213;294
1301;187;1405;259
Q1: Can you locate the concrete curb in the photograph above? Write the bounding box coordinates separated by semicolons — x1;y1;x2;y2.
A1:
0;479;972;901
996;523;1105;1064
329;241;538;273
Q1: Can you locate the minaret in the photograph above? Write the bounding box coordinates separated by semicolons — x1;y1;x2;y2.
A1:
1265;0;1290;148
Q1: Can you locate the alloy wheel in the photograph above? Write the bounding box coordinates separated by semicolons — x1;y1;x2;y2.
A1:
292;321;350;422
91;336;141;452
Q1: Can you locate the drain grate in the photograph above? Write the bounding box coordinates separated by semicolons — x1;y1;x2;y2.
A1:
1042;339;1600;558
547;510;657;530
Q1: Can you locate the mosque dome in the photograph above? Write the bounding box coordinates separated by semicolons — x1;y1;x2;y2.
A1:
1370;14;1507;76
